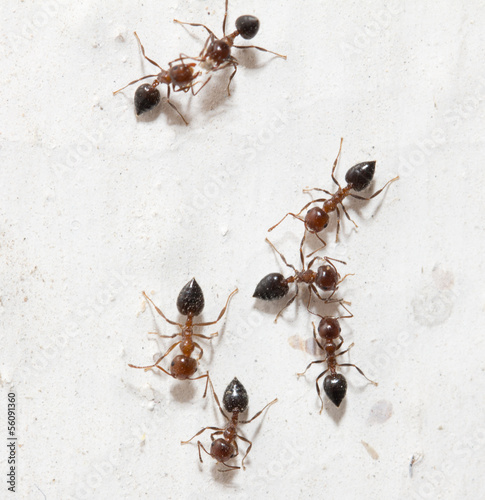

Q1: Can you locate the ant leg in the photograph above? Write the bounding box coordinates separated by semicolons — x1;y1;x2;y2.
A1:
181;426;222;445
299;232;307;268
306;255;331;269
173;19;216;38
237;435;253;470
193;342;204;361
309;255;347;269
165;86;189;126
305;232;328;259
153;365;172;377
336;342;354;357
310;284;331;302
336;301;353;320
340;202;358;228
274;289;298;324
303;187;332;195
265;238;297;272
350;176;399;201
297;359;326;377
330;138;344;187
197;441;212;463
191;75;212;96
232;44;287;60
113;74;159;95
339;363;378;386
310;321;325;351
148;332;180;339
222;0;229;35
128;341;181;370
335;206;342;241
219;463;241;472
142;291;182;327
226;62;238;96
241;398;278;424
198;34;213;58
193;288;238;327
268;212;305;233
337;273;355;286
133;32;163;70
268;198;327;233
193;332;218;340
205;376;229;421
315;368;330;414
187;372;215;397
335;336;344;351
210;430;224;441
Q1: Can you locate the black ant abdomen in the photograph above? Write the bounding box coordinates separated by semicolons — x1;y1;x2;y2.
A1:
223;377;249;412
235;16;260;39
344;161;376;192
324;373;347;407
177;278;205;316
134;84;161;116
253;273;289;301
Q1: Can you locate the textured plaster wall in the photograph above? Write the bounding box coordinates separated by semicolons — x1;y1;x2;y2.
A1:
1;0;484;499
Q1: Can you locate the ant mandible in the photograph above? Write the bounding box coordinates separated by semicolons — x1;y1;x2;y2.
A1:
129;278;237;388
297;303;377;410
269;138;399;255
253;236;351;323
181;377;277;471
174;0;286;96
113;32;207;125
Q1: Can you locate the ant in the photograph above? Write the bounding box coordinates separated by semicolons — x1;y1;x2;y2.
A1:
253;236;351;323
113;32;208;125
129;278;237;387
174;0;286;96
181;377;277;471
297;302;377;410
269;138;399;255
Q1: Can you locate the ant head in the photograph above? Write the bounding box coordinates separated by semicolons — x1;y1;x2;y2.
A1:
315;266;338;292
235;15;260;40
134;83;161;116
170;355;197;379
317;317;341;340
211;438;235;462
345;161;376;191
305;207;329;233
253;273;289;301
323;373;347;407
223;378;249;413
176;278;205;316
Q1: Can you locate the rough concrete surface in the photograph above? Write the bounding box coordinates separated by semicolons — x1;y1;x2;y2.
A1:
1;1;484;499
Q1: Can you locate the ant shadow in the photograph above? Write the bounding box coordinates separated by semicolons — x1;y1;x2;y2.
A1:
197;70;234;116
170;380;198;402
252;294;302;323
210;464;238;484
323;397;347;423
